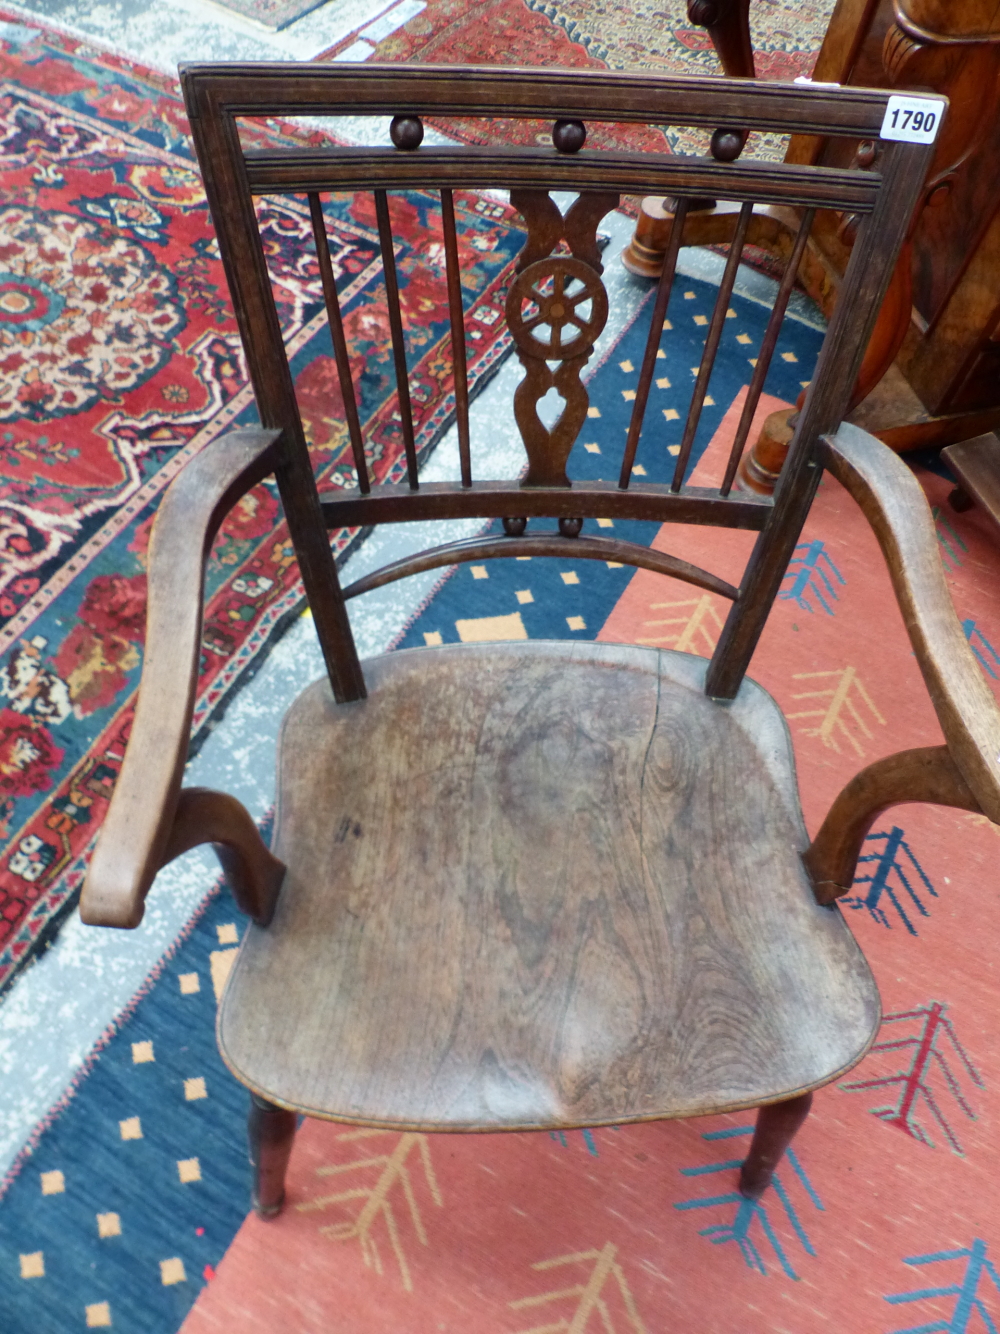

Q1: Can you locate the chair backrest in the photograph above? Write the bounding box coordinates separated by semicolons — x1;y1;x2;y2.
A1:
180;64;938;705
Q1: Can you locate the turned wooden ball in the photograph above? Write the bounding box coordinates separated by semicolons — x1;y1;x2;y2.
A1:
710;129;744;162
390;115;424;150
688;0;719;26
502;516;527;536
558;516;583;537
553;119;587;154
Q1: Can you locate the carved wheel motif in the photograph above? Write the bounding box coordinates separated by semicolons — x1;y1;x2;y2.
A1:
506;257;608;362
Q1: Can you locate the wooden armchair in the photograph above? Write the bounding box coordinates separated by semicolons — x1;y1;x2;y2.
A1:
80;66;1000;1225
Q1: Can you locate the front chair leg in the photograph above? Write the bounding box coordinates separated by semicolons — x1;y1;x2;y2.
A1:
738;1091;813;1200
248;1093;297;1219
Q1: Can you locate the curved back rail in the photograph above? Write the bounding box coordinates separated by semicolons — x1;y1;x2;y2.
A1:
180;64;939;702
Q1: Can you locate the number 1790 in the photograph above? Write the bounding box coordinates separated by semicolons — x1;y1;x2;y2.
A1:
880;95;944;142
889;106;936;135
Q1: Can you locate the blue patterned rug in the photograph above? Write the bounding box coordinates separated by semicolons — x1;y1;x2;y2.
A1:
0;268;822;1331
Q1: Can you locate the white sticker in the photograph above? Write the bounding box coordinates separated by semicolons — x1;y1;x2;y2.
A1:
880;95;946;144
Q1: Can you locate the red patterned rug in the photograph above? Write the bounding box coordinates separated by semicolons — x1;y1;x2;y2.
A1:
322;0;835;157
366;0;833;80
0;20;524;991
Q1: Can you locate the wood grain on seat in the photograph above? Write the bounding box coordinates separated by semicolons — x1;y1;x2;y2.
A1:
218;642;880;1131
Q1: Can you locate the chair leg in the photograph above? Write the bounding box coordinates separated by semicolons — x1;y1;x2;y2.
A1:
738;1091;813;1200
248;1093;297;1220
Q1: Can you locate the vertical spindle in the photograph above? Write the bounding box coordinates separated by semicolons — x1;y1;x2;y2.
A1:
308;192;370;493
671;200;753;492
441;189;472;487
375;189;420;490
619;198;690;490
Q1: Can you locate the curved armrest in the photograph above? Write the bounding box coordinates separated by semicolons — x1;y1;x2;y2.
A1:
804;745;981;903
820;423;1000;824
80;428;283;928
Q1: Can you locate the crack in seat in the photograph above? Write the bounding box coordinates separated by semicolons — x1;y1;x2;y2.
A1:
218;641;880;1130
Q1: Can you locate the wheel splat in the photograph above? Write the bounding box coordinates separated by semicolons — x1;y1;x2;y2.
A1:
510;189;620;275
506;190;616;488
506;257;608;488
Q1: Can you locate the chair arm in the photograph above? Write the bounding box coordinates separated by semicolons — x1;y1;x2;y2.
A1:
80;428;284;928
803;745;981;903
820;423;1000;824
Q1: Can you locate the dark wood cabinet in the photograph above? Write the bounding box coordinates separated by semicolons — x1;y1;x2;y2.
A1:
804;0;1000;447
625;0;1000;460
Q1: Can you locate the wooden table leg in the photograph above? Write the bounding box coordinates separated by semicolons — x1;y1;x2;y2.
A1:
739;1091;813;1199
622;197;721;277
734;239;913;493
621;0;753;277
687;0;753;83
248;1093;298;1219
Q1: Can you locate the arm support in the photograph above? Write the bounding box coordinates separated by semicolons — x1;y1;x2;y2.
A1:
804;745;980;903
821;424;1000;823
804;423;1000;900
80;428;285;928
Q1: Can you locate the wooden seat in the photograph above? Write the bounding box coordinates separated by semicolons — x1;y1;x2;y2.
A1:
79;65;1000;1228
221;642;879;1129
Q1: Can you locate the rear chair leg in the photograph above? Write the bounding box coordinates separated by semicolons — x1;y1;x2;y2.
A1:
739;1091;813;1200
248;1093;297;1219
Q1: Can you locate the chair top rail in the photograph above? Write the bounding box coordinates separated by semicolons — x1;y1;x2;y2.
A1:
243;148;880;213
180;62;934;142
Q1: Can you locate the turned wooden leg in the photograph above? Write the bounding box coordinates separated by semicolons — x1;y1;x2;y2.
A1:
248;1093;297;1219
622;196;751;278
688;0;754;81
622;196;720;279
621;0;754;276
736;407;799;495
622;196;682;278
738;1091;813;1200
